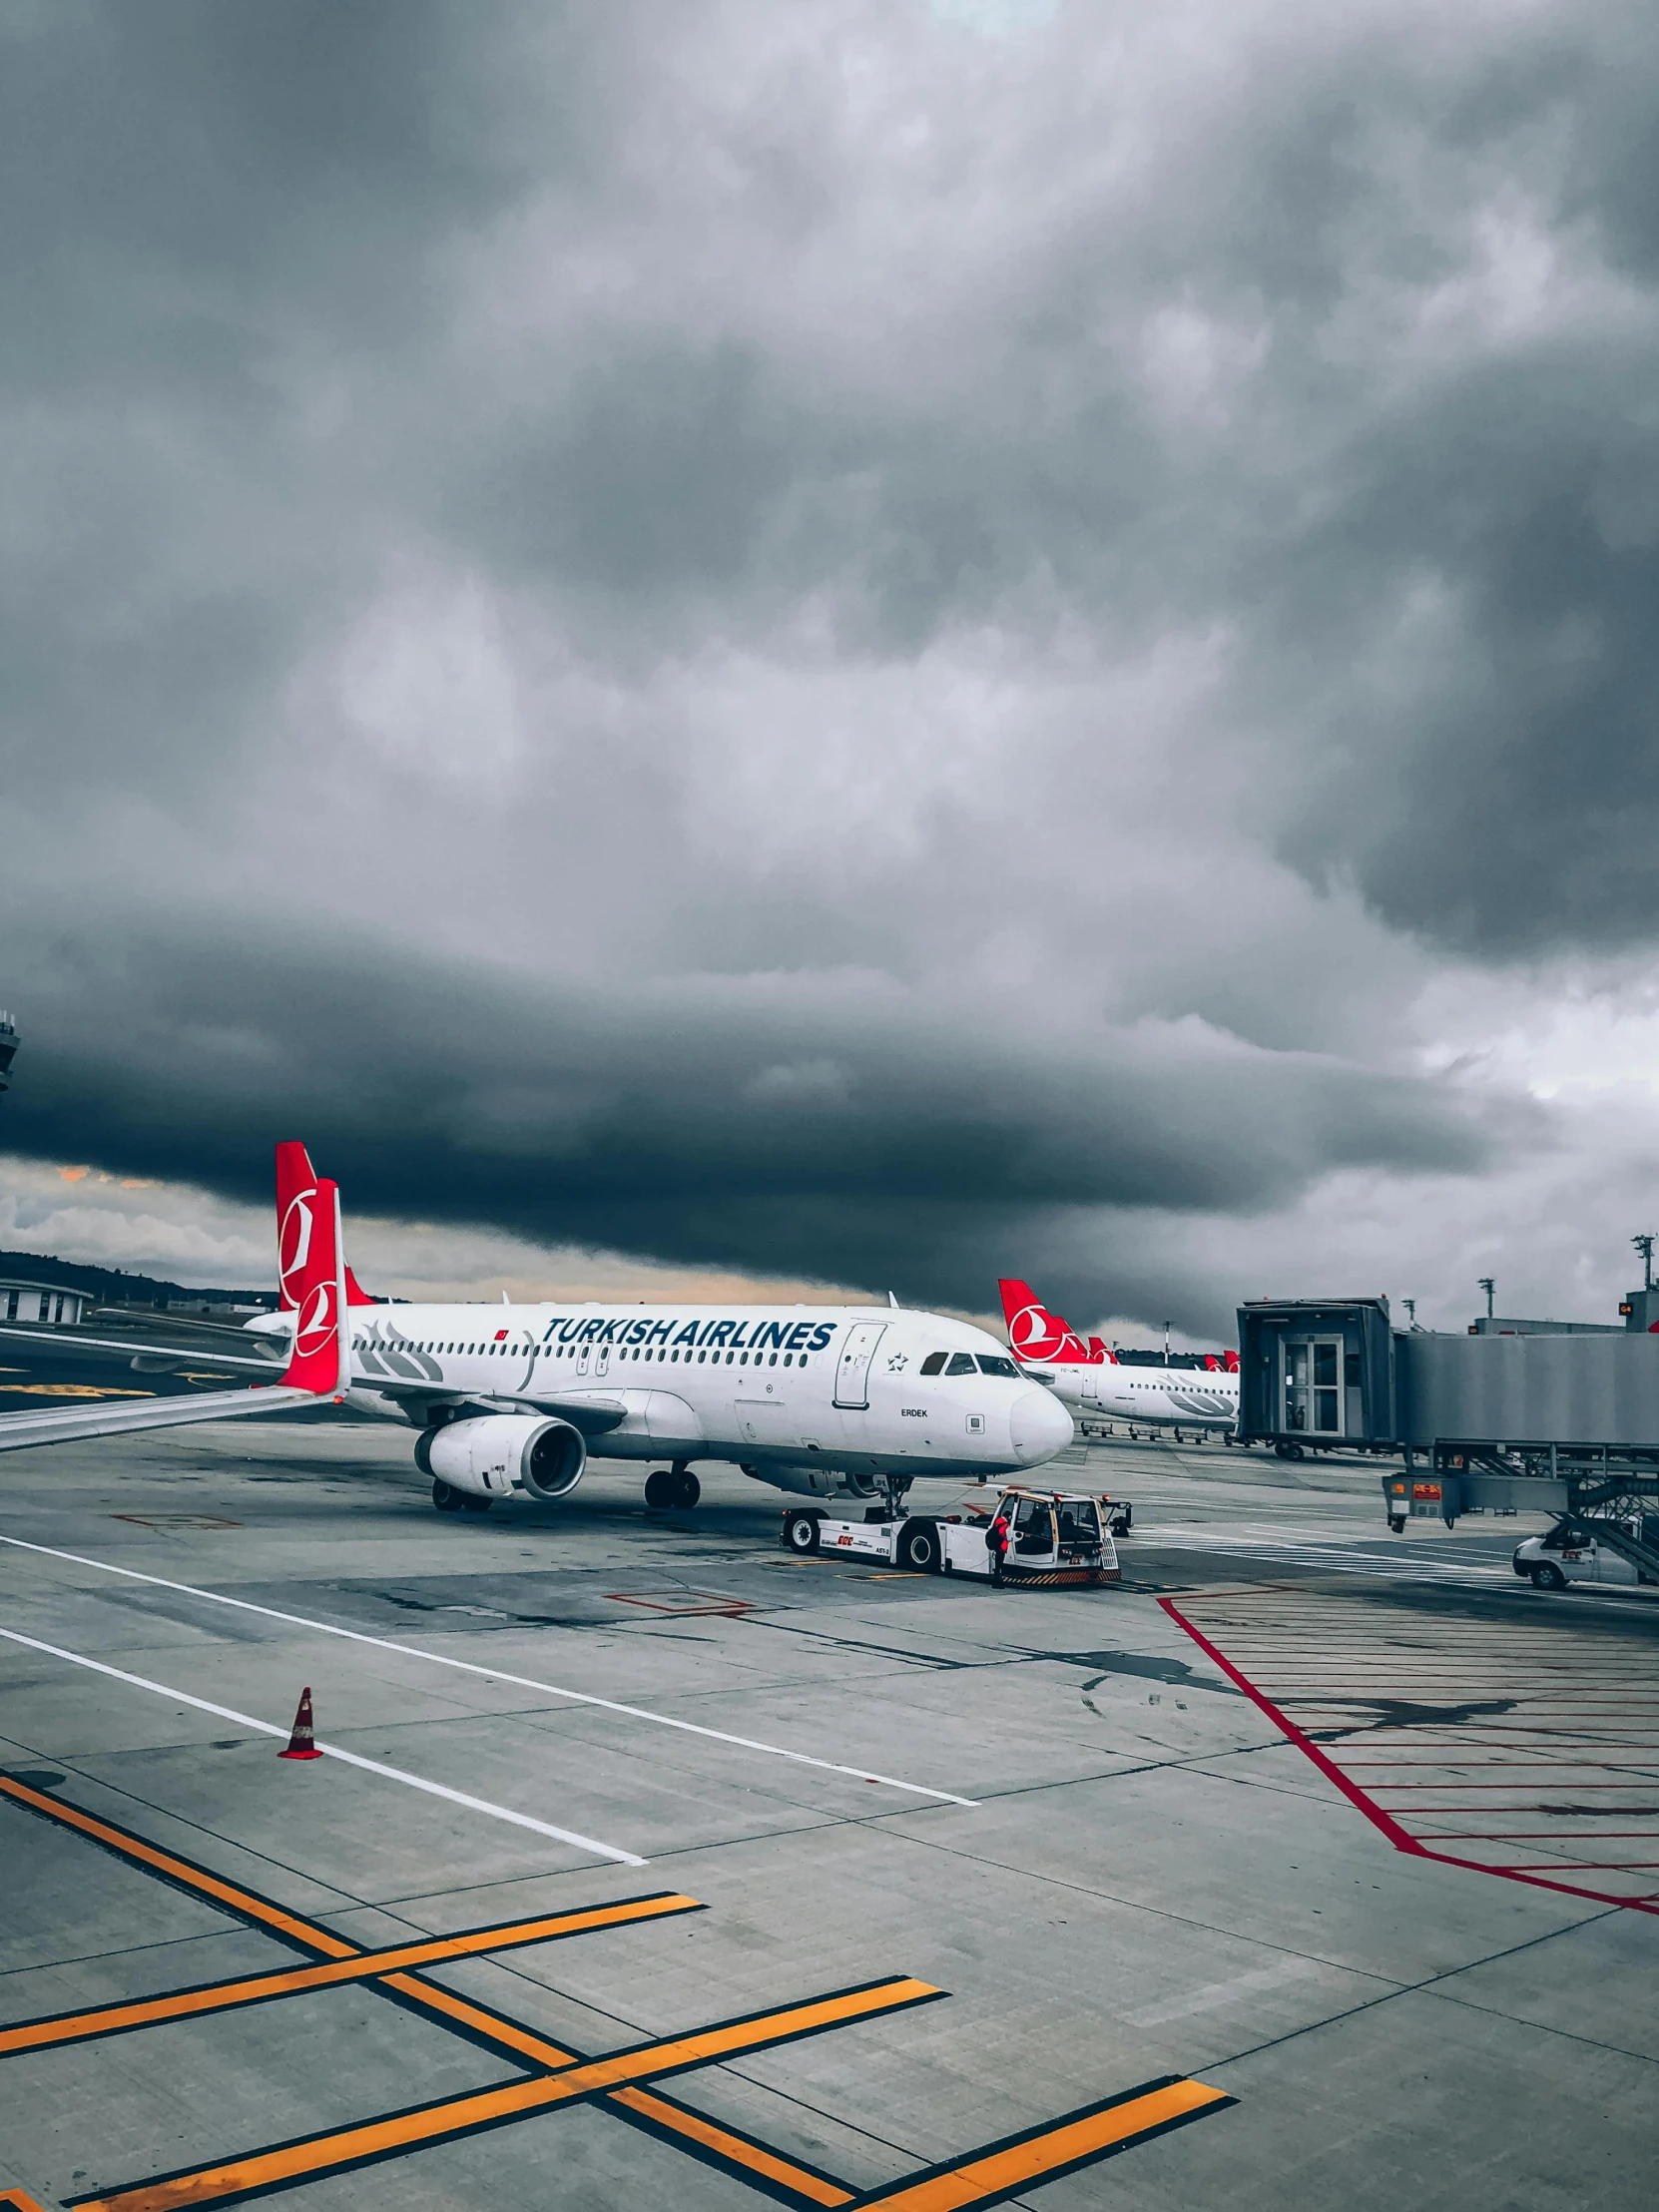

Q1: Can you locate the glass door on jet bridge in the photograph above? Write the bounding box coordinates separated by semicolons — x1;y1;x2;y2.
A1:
833;1322;887;1408
1283;1337;1345;1437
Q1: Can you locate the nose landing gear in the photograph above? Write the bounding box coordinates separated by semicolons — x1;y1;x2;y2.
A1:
645;1461;702;1510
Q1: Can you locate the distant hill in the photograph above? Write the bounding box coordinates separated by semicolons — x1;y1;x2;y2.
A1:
0;1248;280;1311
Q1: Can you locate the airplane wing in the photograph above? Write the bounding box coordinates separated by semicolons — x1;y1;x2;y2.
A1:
0;1184;348;1455
0;1380;330;1454
347;1373;635;1437
507;1391;631;1435
0;1323;283;1377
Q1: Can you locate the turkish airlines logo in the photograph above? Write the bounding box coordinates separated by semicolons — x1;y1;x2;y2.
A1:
1007;1302;1075;1361
293;1280;335;1355
278;1187;317;1307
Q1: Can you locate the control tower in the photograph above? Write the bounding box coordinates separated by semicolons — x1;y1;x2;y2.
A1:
0;1010;16;1099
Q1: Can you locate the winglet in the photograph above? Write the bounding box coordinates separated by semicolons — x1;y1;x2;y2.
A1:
277;1177;348;1396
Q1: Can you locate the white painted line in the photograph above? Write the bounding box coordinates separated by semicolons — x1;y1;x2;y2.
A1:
0;1626;646;1867
0;1535;977;1807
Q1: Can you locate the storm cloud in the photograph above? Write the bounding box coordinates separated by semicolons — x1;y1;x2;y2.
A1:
3;1;1657;1338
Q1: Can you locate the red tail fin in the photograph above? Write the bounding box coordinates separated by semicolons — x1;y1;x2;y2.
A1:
1224;1349;1239;1374
277;1176;346;1395
997;1279;1098;1364
276;1141;374;1307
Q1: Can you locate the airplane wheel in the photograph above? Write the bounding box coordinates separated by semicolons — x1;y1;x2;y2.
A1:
644;1469;674;1509
432;1479;463;1512
673;1469;701;1508
784;1510;822;1553
462;1495;493;1513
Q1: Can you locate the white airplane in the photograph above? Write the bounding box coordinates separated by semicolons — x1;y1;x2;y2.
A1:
0;1146;1074;1513
998;1278;1240;1436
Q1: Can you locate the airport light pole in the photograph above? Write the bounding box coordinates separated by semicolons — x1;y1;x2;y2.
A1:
1478;1277;1495;1321
1634;1235;1656;1293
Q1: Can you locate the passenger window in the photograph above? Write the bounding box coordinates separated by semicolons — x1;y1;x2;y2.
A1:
945;1354;977;1377
770;1353;779;1366
920;1353;946;1377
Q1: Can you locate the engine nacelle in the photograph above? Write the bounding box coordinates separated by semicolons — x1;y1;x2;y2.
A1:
415;1415;587;1501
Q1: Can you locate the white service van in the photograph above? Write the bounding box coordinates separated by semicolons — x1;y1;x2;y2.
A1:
1512;1521;1657;1591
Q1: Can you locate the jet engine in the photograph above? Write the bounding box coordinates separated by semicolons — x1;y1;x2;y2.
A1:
415;1415;587;1501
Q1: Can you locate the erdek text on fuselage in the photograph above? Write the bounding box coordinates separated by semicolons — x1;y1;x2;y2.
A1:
256;1297;1076;1499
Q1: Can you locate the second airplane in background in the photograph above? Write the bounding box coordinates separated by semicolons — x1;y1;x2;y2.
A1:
999;1279;1239;1436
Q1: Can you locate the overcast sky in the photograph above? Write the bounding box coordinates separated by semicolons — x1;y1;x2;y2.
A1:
4;0;1659;1344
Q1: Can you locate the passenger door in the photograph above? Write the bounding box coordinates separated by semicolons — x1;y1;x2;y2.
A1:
833;1322;887;1409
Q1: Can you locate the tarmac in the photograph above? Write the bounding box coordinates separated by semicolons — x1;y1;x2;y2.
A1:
1;1416;1655;2210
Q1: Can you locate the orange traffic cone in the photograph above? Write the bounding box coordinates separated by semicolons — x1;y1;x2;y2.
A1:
278;1686;322;1761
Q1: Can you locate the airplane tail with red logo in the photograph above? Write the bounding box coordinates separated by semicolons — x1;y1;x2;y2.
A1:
276;1173;348;1395
997;1279;1112;1366
276;1142;375;1307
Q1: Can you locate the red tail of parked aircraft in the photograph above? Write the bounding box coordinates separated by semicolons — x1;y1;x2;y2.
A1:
997;1280;1113;1365
277;1176;349;1395
276;1140;375;1308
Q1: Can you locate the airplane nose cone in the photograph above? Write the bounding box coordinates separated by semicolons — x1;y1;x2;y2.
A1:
1010;1386;1073;1463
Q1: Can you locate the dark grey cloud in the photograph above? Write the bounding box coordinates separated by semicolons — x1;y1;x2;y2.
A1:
2;0;1655;1333
0;905;1492;1336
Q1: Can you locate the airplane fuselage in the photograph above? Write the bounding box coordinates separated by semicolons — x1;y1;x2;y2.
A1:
1021;1360;1239;1433
253;1301;1075;1494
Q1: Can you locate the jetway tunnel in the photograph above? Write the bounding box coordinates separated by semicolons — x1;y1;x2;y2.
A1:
1236;1298;1659;1584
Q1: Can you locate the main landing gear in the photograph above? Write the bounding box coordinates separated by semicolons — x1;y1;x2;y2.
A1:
644;1461;701;1510
431;1478;492;1514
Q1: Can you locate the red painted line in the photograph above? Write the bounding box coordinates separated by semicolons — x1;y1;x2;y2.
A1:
1156;1599;1421;1853
1159;1597;1659;1920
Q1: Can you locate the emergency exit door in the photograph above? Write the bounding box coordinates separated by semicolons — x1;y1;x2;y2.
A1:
1284;1338;1343;1434
833;1322;887;1408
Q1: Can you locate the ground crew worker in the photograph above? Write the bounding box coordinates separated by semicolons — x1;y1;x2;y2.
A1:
986;1508;1011;1581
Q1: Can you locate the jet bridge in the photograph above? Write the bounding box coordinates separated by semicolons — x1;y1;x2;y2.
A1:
1237;1297;1659;1583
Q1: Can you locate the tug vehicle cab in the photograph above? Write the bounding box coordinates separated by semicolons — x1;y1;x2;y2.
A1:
780;1485;1122;1586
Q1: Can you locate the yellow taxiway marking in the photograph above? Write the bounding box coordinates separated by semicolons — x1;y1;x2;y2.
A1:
0;1383;155;1398
0;1777;886;2211
857;2077;1234;2209
0;1897;702;2057
76;1979;942;2212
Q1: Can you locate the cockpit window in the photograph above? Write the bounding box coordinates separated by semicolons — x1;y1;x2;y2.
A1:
976;1355;1019;1378
919;1352;946;1377
945;1353;978;1377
